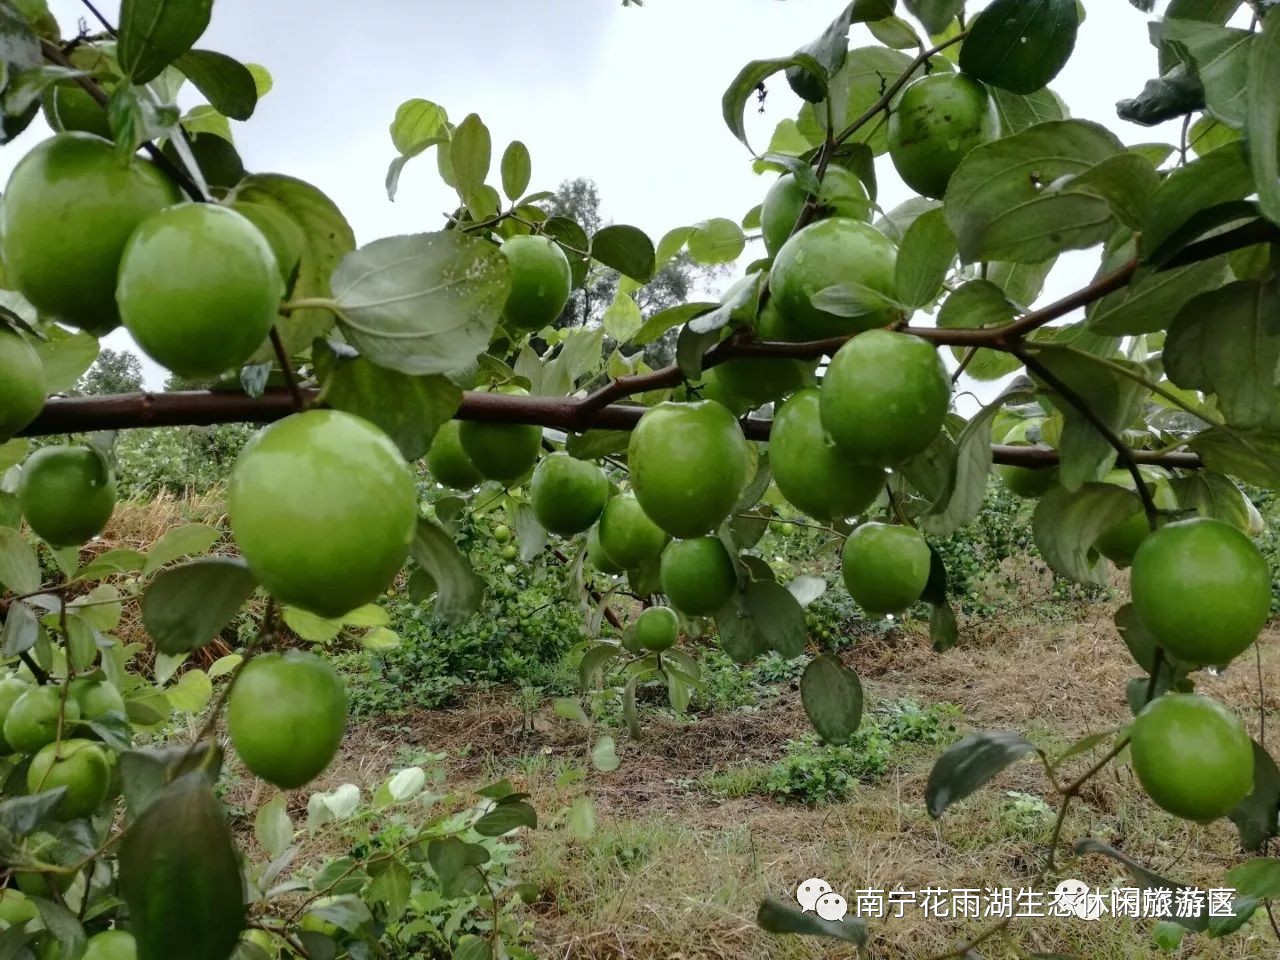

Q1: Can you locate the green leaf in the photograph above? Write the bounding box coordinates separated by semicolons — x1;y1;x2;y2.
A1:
500;140;531;202
757;897;869;945
1086;259;1229;336
937;280;1020;381
800;654;864;744
141;558;257;655
0;787;66;838
1225;857;1280;899
687;218;745;264
35;330;98;394
1032;483;1143;584
895;208;956;310
1166;280;1280;429
960;0;1079;94
990;86;1067;135
11;0;59;42
591;225;656;282
869;15;921;49
744;578;807;658
390;98;448;154
313;341;462;460
1191;426;1280;487
231;174;355;354
409;518;483;625
174;49;257;120
474;798;537;836
632;301;718;347
427;836;489;896
1161;20;1252;129
331;232;511;377
1249;10;1280;226
714;592;769;664
0;600;37;657
117;0;212;83
32;899;85;960
1141;141;1253;261
1229;740;1280;850
721;54;826;150
1117;66;1205;126
120;772;244;959
1060;151;1160;233
944;120;1123;263
591;735;620;772
922;386;1032;535
786;0;896;101
1171;471;1261;534
926;731;1037;817
1073;839;1209;931
451;113;491;214
568;795;596;840
602;289;643;342
905;0;961;34
141;524;221;577
0;526;40;595
166;669;212;714
367;857;412;923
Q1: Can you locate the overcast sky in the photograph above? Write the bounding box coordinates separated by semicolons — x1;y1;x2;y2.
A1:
9;1;1195;391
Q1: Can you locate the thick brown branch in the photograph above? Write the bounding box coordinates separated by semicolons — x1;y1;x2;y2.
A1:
15;389;1204;470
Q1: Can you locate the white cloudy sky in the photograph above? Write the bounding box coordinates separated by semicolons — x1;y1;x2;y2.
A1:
8;0;1194;390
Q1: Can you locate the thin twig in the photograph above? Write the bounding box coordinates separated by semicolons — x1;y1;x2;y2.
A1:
1013;346;1160;528
269;328;305;411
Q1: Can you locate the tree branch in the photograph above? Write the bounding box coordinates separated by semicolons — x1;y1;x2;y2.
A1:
14;388;1205;469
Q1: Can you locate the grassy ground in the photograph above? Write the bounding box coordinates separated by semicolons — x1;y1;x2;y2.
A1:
220;607;1279;959
100;495;1280;958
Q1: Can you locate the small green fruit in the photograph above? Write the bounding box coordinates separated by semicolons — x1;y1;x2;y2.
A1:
83;930;137;960
229;410;416;618
1;133;179;334
0;675;31;753
821;330;950;466
628;401;751;538
492;523;512;544
41;83;112;138
458;386;542;483
530;452;609;535
500;544;518;561
1130;693;1253;822
659;538;737;616
0;328;45;440
586;522;624;575
425;420;483;490
596;494;668;570
1093;469;1177;568
888;73;999;199
841;522;931;615
1130;517;1271;666
3;686;80;754
769;217;899;338
994;419;1058;499
633;606;679;652
771;388;883;520
27;738;112;820
118;203;283;379
761;164;871;256
227;651;347;789
70;678;126;721
18;445;116;547
0;889;37;928
500;235;572;330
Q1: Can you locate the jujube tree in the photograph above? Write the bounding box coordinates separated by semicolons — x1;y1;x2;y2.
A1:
1;0;1279;957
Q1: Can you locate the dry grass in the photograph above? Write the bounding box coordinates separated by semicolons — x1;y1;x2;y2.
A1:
215;606;1280;960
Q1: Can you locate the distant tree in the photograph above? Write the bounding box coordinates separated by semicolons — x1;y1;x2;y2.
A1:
76;348;143;395
541;178;730;366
